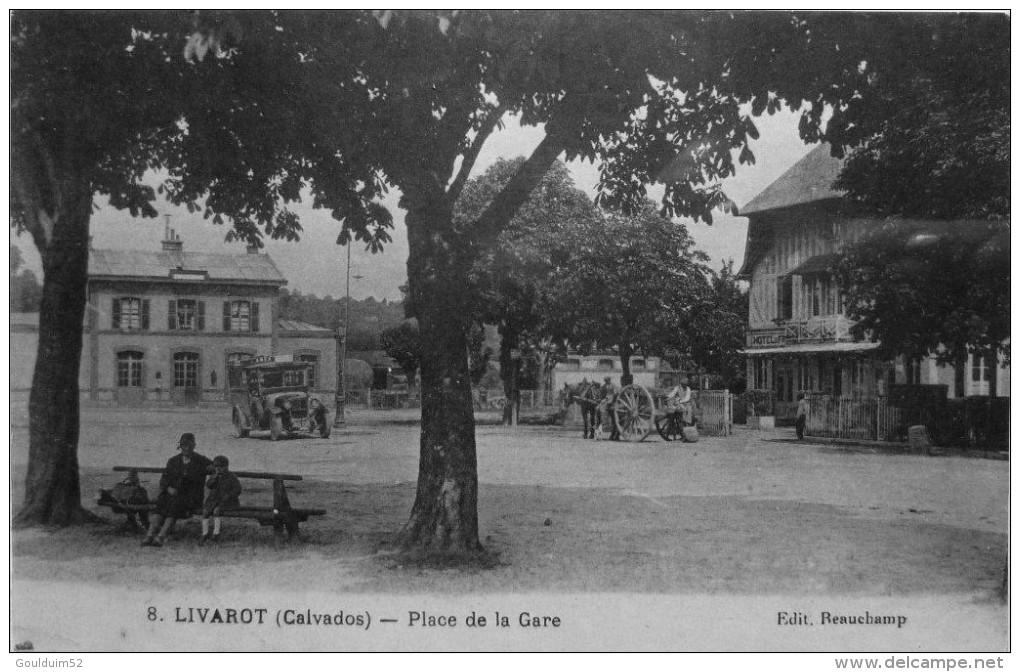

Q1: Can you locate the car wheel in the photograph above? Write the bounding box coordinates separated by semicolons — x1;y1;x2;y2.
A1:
270;415;283;441
232;410;249;438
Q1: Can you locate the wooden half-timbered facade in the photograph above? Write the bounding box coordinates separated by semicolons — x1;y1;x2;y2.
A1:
738;144;1009;421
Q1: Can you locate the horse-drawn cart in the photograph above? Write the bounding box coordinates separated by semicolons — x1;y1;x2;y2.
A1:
610;383;694;442
562;381;695;442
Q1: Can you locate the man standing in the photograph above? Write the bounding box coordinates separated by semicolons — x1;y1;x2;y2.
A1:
600;376;621;441
796;393;809;440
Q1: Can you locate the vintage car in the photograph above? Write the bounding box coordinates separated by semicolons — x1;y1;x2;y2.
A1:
229;360;330;440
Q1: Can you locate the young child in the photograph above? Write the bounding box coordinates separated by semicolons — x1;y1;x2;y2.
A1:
202;455;242;543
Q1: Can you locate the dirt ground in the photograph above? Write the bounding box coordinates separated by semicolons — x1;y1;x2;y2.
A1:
9;404;1010;651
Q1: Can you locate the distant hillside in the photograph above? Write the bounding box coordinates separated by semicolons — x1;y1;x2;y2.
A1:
277;288;407;350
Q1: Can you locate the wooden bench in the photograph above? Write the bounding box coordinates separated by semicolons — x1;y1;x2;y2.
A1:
98;466;326;543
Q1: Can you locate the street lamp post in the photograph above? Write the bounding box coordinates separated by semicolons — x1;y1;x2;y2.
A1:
333;243;363;429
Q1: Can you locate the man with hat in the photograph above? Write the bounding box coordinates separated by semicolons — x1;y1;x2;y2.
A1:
142;432;212;547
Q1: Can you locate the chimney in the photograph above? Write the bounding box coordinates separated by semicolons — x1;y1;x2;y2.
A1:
162;217;183;253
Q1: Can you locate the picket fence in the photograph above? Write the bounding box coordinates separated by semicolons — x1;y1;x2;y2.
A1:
804;394;940;442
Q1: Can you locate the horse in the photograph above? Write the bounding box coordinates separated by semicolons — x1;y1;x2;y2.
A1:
559;380;606;439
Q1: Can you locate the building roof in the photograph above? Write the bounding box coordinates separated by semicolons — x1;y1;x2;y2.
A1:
88;248;287;285
786;253;841;278
739;144;844;217
277;318;332;333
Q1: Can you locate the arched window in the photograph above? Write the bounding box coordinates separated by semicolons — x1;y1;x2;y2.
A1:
597;359;615;372
561;359;581;372
116;351;144;387
631;359;646;372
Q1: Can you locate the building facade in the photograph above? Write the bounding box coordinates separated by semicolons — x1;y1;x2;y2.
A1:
553;353;673;390
16;231;342;405
738;144;1008;420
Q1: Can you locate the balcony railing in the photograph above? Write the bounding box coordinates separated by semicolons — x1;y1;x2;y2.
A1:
746;316;854;348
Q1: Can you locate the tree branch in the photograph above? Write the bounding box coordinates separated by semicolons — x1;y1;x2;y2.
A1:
10;134;57;253
471;129;565;247
447;104;506;202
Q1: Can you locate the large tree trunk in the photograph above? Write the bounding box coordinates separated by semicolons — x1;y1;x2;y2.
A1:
14;183;99;527
397;198;482;553
619;343;634;387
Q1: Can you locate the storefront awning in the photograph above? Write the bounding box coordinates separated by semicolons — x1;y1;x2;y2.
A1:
787;253;840;277
743;341;880;356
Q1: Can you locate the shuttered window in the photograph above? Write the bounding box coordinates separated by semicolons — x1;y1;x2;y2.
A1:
223;300;259;332
777;276;793;321
113;297;148;330
170;299;204;331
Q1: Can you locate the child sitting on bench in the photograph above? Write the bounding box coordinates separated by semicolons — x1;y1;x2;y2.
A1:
202;455;242;543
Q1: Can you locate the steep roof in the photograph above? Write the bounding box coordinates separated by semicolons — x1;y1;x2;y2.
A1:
739;143;844;217
88;248;286;285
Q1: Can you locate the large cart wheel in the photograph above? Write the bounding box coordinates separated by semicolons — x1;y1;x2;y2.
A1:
655;412;684;442
270;415;283;441
612;384;655;442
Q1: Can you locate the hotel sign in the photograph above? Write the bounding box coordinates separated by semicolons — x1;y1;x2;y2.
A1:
747;318;846;348
748;329;786;348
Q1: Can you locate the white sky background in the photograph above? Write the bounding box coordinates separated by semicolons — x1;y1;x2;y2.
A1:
10;109;809;302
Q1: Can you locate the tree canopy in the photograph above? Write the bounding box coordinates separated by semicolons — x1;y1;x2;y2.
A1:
455;157;599;421
821;13;1009;373
828;14;1009;220
542;205;712;381
672;260;748;389
833;221;1009;369
380;321;423;386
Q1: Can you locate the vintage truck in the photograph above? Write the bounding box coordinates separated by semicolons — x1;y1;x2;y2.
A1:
229;360;330;440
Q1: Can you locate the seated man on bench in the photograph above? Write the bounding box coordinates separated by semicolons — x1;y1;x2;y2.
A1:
142;432;212;547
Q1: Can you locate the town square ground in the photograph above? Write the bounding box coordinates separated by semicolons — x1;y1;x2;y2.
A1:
9;404;1009;651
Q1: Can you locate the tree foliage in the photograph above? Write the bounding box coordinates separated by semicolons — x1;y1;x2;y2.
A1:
380;321;423;386
827;14;1009;220
456;157;598;419
10;245;43;312
670;260;748;388
278;289;405;350
818;14;1009;372
832;221;1010;368
542;205;712;381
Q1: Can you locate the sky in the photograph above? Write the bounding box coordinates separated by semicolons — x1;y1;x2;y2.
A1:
11;109;811;302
